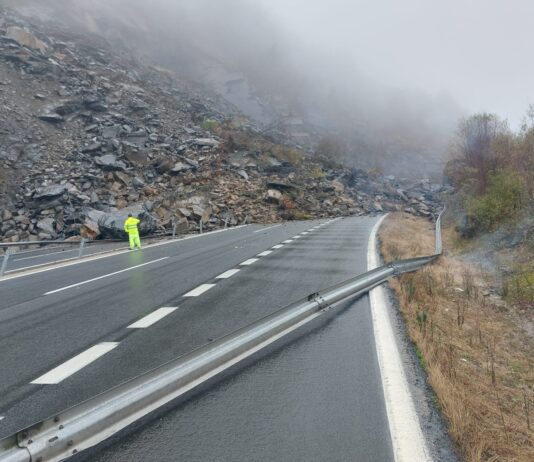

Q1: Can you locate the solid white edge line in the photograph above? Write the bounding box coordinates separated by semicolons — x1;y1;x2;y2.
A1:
1;225;249;282
240;258;259;266
216;269;240;279
127;307;178;329
271;244;284;249
44;257;169;295
13;248;78;262
183;283;216;297
253;224;282;233
31;342;119;385
367;214;432;462
257;250;273;257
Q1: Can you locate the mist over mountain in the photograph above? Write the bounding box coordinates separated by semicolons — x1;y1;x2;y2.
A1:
1;0;464;177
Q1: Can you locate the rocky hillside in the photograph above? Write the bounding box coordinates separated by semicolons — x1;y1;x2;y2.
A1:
0;7;441;244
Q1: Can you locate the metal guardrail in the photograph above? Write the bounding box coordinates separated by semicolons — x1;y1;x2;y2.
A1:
0;223;234;276
0;210;445;462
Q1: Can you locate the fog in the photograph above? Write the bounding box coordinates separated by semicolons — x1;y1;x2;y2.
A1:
261;0;534;129
3;0;531;176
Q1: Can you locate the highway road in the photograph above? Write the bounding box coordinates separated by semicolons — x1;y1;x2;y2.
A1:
0;217;395;461
0;240;137;274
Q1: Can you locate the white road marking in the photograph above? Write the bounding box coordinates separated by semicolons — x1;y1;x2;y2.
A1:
0;416;4;421
367;215;432;462
1;225;249;282
31;342;119;385
301;232;309;235
44;257;169;295
271;244;284;249
216;269;240;279
183;284;216;297
240;258;259;266
292;235;301;239
257;250;273;257
253;224;282;233
282;239;294;244
128;307;178;328
14;248;77;261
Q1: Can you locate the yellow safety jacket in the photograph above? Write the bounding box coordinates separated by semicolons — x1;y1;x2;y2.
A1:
124;217;140;235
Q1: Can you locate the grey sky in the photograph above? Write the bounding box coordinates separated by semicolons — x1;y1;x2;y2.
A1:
257;0;534;127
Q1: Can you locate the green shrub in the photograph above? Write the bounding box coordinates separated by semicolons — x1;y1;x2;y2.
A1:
466;171;525;231
271;146;303;166
202;119;219;132
503;268;534;306
310;166;326;179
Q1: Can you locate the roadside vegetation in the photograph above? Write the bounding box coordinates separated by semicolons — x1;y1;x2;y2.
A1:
379;109;534;460
445;110;534;309
380;213;533;461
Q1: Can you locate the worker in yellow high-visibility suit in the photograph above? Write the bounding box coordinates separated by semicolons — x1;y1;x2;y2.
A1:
124;213;141;250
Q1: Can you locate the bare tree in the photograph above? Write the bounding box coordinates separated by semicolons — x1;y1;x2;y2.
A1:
451;113;509;193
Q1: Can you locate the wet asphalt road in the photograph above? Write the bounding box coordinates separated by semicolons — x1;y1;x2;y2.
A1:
0;217;393;461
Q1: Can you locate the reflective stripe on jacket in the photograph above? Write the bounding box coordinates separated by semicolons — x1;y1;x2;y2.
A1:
124;217;140;234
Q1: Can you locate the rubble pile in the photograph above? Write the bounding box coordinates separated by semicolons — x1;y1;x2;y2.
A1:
0;8;442;244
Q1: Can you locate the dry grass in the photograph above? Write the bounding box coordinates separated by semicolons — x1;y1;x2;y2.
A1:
380;213;534;462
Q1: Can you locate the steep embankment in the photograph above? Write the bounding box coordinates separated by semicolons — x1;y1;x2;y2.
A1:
380;213;533;462
0;7;441;245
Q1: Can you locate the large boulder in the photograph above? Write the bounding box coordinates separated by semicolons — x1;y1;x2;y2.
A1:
6;27;48;53
84;206;158;238
94;154;127;171
36;217;56;236
33;184;69;200
266;189;282;204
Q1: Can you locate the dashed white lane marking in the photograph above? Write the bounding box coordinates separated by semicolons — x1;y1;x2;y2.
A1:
253;224;282;233
271;244;284;249
0;416;4;421
301;231;309;235
216;269;240;279
257;250;273;257
292;235;301;239
1;225;249;282
240;258;259;266
283;239;294;244
128;307;178;329
31;342;119;385
367;215;432;461
183;283;216;297
44;257;169;295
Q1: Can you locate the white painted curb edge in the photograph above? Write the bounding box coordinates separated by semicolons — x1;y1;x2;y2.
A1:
367;214;433;462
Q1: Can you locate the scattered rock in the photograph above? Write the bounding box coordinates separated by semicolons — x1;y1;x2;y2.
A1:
6;26;48;53
266;189;282;204
94;154;127;170
33;184;68;200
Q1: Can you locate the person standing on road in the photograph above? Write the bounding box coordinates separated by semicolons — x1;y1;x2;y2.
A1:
124;213;142;250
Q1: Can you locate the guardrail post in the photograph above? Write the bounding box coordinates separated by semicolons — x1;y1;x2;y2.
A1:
224;217;228;229
199;220;203;234
78;238;86;258
172;221;176;239
0;249;11;276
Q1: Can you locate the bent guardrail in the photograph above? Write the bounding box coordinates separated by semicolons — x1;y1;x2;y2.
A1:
0;210;445;462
